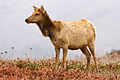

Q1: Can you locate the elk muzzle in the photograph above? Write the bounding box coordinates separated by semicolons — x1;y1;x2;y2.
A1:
25;19;30;24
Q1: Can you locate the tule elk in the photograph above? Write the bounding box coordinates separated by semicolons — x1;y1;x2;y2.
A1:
25;5;97;70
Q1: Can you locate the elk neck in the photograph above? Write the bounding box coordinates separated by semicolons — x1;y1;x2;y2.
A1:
36;15;56;39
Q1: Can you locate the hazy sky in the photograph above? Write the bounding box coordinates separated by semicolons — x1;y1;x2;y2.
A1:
0;0;120;59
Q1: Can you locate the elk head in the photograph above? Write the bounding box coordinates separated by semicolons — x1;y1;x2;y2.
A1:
25;5;47;24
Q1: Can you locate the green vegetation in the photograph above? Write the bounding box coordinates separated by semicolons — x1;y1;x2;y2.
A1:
0;56;120;80
0;49;120;79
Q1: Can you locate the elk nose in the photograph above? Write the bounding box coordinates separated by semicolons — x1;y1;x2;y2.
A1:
25;19;28;23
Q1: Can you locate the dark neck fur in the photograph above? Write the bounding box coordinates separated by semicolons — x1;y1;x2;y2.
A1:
36;15;55;38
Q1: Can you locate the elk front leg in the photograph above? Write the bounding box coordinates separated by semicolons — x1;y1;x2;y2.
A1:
63;46;68;68
55;47;60;69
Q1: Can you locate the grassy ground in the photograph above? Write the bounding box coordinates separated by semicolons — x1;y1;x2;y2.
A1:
0;52;120;80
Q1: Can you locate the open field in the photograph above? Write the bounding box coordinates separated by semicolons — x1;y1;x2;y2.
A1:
0;50;120;80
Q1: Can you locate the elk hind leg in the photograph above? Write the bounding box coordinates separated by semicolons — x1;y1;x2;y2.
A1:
81;46;91;70
88;41;97;69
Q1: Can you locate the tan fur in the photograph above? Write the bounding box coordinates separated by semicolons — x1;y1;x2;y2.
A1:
25;5;97;70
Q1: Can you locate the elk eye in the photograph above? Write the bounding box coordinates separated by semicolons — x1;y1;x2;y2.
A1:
35;13;39;16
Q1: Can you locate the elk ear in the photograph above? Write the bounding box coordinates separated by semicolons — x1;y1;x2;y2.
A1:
40;5;44;11
43;10;47;15
40;5;46;14
33;5;37;11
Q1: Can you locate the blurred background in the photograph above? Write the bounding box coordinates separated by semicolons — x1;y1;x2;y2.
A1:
0;0;120;59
